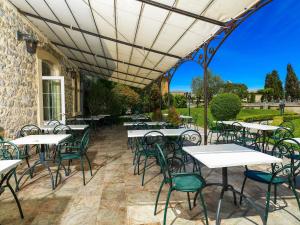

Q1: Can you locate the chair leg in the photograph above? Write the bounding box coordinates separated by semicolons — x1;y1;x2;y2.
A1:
55;161;62;187
274;184;277;204
142;157;148;186
187;192;192;210
25;156;32;178
80;157;86;185
264;184;272;224
163;188;172;225
239;176;247;204
154;179;165;215
199;190;209;225
85;153;92;176
7;178;24;219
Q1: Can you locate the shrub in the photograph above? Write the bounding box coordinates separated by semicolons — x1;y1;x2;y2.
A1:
210;93;241;120
174;95;187;108
152;108;162;121
167;107;181;126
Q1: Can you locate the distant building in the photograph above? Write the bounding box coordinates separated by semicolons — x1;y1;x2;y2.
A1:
171;91;186;96
249;90;263;103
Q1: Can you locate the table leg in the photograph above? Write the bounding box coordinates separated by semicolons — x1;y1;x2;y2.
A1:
262;131;266;153
1;168;24;219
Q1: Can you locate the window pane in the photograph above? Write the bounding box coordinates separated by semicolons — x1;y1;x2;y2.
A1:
42;80;62;121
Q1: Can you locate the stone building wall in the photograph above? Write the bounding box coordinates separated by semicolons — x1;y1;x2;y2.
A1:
0;0;78;138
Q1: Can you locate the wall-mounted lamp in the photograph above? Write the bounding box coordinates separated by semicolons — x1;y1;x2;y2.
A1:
16;31;38;54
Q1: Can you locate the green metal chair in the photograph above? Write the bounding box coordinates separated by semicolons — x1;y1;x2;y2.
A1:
240;138;300;224
0;141;24;218
134;131;165;186
280;121;295;133
55;129;92;186
173;129;202;172
154;144;208;225
232;122;257;146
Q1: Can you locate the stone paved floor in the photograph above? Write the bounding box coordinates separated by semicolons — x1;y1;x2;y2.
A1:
0;125;300;225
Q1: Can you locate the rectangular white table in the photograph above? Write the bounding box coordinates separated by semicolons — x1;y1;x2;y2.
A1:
40;124;89;132
123;122;167;127
220;121;280;151
128;128;191;138
0;160;24;218
0;160;21;176
11;134;71;189
183;144;282;225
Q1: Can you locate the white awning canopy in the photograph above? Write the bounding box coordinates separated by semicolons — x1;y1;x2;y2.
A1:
9;0;260;88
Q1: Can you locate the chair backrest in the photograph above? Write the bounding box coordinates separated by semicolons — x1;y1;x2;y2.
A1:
133;122;148;130
80;129;90;154
280;121;295;133
20;124;42;137
0;141;20;160
53;124;73;135
142;131;165;152
47;120;61;126
270;138;300;179
272;127;294;141
177;129;202;147
156;143;172;182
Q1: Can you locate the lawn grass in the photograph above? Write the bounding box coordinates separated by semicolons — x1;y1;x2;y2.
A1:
163;107;284;127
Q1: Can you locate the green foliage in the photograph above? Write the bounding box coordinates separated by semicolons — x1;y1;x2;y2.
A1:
191;70;224;102
86;80;110;115
264;70;283;101
149;83;161;110
210;93;242;120
174;94;187;108
222;82;248;99
239;112;296;122
167;107;181;126
272;116;284;126
285;64;299;101
112;84;140;114
152;108;162;121
162;107;291;127
249;93;255;103
162;93;174;109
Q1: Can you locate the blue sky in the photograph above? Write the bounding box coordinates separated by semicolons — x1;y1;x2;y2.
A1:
170;0;300;92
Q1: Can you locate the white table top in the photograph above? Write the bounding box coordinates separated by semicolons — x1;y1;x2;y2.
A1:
128;128;195;138
284;138;300;144
220;121;279;131
123;122;166;126
0;160;21;176
180;115;193;119
40;124;89;131
11;134;71;145
183;144;282;168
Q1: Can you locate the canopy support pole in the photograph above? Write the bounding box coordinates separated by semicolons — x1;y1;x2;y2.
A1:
203;43;209;145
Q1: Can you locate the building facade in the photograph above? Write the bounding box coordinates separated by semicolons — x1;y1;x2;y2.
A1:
0;0;81;138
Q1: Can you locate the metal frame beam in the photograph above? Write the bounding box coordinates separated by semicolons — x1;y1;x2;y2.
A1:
80;68;146;86
52;42;163;73
71;58;154;81
19;10;181;59
136;0;225;27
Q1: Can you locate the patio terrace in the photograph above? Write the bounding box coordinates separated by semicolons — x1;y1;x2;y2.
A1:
1;125;299;225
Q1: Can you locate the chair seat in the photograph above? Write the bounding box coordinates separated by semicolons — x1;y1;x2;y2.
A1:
172;174;204;192
244;170;287;184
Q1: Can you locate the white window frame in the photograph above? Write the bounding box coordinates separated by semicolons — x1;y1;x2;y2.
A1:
42;76;66;124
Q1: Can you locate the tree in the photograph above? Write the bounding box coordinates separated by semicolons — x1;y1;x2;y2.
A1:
285;64;299;101
264;70;283;101
112;84;140;114
191;70;224;102
149;83;161;111
222;82;248;99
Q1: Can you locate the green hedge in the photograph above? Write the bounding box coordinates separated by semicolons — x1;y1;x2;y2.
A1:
239;112;298;122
